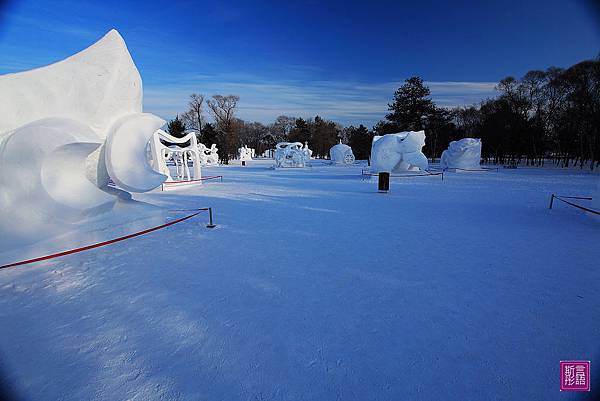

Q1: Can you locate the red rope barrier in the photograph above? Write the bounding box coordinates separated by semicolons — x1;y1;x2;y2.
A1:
0;208;210;270
549;194;599;216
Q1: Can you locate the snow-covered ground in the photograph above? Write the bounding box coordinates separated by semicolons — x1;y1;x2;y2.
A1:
0;159;599;401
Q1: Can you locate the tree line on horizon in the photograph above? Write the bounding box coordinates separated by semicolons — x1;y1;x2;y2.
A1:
167;55;599;169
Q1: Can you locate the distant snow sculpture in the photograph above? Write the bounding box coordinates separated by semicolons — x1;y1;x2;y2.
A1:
198;143;219;165
440;138;482;170
0;29;170;247
330;141;355;165
150;129;202;185
303;142;313;160
274;142;307;168
238;145;253;162
370;131;428;173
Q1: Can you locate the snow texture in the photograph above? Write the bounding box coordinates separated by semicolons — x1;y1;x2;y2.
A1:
0;160;598;401
440;138;482;170
371;131;428;172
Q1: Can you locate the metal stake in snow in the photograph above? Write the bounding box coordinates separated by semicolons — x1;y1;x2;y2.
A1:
206;207;217;228
378;172;390;193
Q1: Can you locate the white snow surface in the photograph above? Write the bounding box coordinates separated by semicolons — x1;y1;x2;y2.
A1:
0;160;599;401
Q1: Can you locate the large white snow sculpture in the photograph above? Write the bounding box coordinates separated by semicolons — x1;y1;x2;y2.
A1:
149;129;202;187
274;142;307;168
330;142;355;165
198;143;219;165
0;29;169;247
440;138;482;170
370;131;428;173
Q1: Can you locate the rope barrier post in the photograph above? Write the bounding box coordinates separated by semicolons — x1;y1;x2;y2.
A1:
549;194;555;209
206;207;217;228
220;175;223;182
378;172;390;193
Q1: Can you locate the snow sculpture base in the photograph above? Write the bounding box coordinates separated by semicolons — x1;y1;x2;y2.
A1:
330;143;355;165
371;131;428;173
440;138;482;170
0;30;170;249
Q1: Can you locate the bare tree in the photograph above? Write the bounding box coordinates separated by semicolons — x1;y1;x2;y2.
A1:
207;95;240;163
181;93;205;135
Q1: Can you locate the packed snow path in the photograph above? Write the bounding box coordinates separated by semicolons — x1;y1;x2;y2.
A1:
1;160;599;401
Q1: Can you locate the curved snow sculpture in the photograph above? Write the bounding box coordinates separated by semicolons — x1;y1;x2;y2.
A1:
0;29;169;247
440;138;482;170
274;142;307;168
198;143;219;165
330;142;355;165
150;130;202;185
370;131;428;173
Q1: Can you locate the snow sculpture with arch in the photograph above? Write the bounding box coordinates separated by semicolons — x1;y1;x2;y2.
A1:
150;129;202;187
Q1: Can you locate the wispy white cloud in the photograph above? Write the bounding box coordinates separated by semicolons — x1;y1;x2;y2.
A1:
144;73;497;127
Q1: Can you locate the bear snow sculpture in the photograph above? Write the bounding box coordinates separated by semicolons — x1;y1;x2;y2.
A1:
330;142;355;165
0;30;169;248
274;142;307;168
370;131;428;173
440;138;482;170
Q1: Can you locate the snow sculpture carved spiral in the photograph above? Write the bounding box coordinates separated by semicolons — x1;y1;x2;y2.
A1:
440;138;482;170
0;30;169;247
370;131;428;173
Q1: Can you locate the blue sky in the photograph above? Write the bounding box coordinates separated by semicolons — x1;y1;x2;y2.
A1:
0;0;598;127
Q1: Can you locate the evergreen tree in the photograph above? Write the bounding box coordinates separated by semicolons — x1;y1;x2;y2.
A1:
347;124;374;160
201;123;217;146
386;77;436;131
310;116;339;158
288;118;311;143
167;115;186;138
